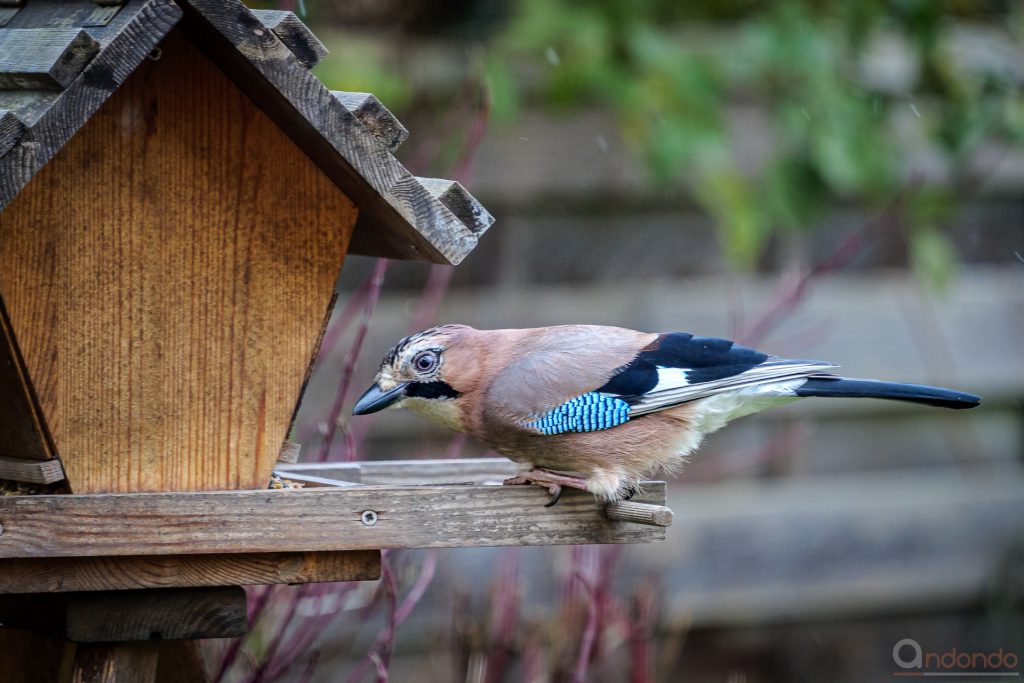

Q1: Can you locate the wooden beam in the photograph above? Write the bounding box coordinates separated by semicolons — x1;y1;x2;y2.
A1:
0;28;100;90
0;550;380;593
250;9;327;68
0;482;667;558
0;455;63;484
0;586;248;641
332;91;409;152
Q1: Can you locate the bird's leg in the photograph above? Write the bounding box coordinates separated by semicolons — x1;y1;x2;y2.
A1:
503;468;590;507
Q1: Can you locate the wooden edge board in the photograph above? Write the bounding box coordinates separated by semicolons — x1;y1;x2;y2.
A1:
0;482;667;558
278;457;520;485
0;455;63;484
0;549;380;593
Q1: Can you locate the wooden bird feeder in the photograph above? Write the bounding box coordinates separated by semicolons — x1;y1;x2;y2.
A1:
0;0;670;679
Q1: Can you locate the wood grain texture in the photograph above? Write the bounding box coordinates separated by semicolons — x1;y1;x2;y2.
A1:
0;455;64;484
0;483;667;557
0;298;54;462
0;28;99;90
0;29;356;493
249;9;326;69
332;91;408;152
177;0;489;264
0;550;381;593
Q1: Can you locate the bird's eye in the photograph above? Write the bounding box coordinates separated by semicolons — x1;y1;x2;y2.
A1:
412;351;438;374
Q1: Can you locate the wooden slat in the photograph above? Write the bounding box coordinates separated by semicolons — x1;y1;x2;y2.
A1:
250;9;327;69
279;457;520;485
0;455;63;484
0;108;23;157
176;0;487;264
0;549;380;593
0;586;248;641
0;297;53;462
0;28;100;90
0;483;666;558
277;441;301;464
0;29;357;494
332;91;409;152
417;177;495;236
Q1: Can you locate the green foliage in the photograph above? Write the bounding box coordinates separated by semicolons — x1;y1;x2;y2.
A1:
490;0;1023;277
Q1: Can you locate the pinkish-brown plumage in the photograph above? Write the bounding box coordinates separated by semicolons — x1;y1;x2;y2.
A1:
354;324;980;501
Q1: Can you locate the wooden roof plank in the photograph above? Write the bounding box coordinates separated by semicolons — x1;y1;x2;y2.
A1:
250;9;327;69
0;28;100;90
0;483;667;558
332;91;409;152
417;177;496;236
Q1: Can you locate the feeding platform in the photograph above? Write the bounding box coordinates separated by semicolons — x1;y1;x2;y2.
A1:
0;0;668;680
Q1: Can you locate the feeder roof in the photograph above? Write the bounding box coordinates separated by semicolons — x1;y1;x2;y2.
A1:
0;0;493;264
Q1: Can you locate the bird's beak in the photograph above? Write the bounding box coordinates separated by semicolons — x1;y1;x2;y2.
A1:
352;382;409;415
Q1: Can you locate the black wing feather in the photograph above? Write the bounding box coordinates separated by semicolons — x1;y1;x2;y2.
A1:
598;332;770;396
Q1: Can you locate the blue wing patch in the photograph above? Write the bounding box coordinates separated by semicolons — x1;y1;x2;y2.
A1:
527;392;631;436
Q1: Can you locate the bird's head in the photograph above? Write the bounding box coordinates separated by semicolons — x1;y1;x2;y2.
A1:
352;325;473;422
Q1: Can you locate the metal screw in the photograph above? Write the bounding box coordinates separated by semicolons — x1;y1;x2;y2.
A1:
361;510;378;526
146;47;162;62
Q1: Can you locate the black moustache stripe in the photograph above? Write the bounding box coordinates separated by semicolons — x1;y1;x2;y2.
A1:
405;381;460;400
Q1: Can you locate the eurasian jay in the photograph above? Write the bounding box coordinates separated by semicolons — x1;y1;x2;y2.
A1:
353;325;980;503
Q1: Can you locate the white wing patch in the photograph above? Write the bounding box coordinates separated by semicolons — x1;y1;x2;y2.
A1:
628;360;836;417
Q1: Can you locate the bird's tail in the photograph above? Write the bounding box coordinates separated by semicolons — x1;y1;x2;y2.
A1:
794;376;980;409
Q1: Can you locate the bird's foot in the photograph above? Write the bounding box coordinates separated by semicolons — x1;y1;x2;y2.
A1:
503;468;590;507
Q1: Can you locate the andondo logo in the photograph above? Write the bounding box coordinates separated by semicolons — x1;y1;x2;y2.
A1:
893;638;1020;678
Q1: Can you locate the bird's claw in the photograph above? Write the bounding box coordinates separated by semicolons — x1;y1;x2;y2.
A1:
544;484;563;507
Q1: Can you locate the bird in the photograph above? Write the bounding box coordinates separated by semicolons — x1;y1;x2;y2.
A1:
352;324;980;504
